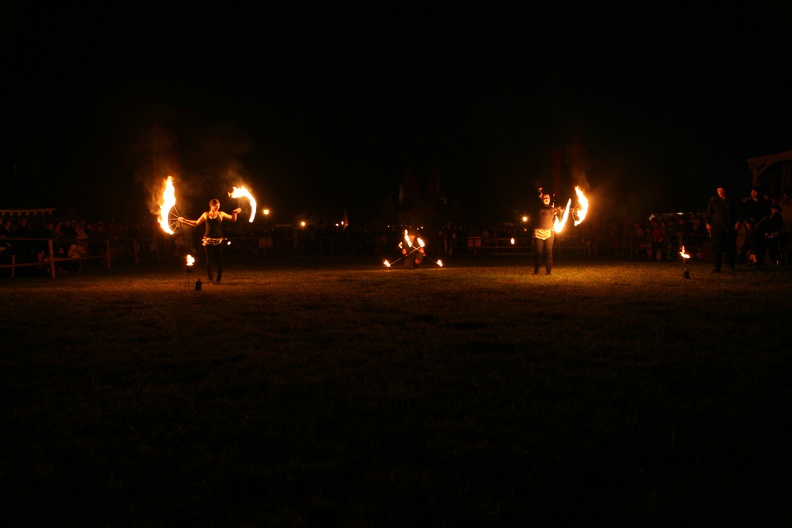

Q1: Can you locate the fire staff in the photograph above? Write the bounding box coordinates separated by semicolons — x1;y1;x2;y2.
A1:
179;199;241;284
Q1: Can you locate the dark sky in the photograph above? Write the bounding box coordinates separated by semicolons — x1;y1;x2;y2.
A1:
2;2;791;223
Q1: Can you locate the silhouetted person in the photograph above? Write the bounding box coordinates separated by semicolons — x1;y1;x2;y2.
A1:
705;186;742;273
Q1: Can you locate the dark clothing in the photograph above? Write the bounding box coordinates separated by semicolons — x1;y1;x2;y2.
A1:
740;197;772;264
202;215;226;282
205;216;223;238
533;234;554;273
532;204;562;274
534;204;562;230
204;241;224;283
765;211;784;264
705;194;742;272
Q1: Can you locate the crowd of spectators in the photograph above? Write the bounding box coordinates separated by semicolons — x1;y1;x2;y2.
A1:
2;194;790;274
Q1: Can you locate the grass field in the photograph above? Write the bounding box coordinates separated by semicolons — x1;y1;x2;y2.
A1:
2;254;791;526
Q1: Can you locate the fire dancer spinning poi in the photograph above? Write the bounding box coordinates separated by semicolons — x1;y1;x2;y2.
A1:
532;193;565;275
531;186;588;275
178;199;241;284
383;229;443;269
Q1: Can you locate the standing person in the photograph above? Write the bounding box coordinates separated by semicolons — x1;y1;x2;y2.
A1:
765;204;784;266
739;186;772;268
705;185;743;273
532;193;563;275
179;199;241;284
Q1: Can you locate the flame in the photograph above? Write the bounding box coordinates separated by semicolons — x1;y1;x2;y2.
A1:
158;176;177;234
416;237;425;248
573;186;589;226
404;230;413;247
229;186;257;222
383;259;391;268
186;254;195;266
554;198;572;233
510;238;515;245
680;245;691;259
437;259;443;267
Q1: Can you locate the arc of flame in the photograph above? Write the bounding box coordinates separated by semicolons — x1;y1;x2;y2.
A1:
680;245;691;259
159;176;177;235
554;198;572;233
573;186;589;226
229;186;257;223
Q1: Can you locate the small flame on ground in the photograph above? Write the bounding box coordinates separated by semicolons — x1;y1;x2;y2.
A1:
680;245;691;259
383;260;391;267
573;186;589;226
510;238;515;245
437;259;443;267
229;186;257;222
159;176;177;234
186;254;195;267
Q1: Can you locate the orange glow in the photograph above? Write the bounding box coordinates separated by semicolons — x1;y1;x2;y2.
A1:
554;198;572;233
186;254;195;266
437;259;444;267
229;186;257;222
383;259;391;267
680;245;691;259
573;186;589;226
158;176;177;234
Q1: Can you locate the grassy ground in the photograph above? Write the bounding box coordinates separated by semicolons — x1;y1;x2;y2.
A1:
2;254;791;526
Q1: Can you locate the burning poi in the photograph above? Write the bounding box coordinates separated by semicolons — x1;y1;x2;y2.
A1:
228;186;257;223
158;176;180;234
384;229;443;269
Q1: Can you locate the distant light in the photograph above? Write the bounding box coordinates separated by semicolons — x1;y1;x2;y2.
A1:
300;221;306;227
522;216;528;222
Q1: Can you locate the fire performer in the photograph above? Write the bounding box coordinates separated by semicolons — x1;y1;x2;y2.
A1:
532;193;564;275
179;199;241;284
400;229;425;269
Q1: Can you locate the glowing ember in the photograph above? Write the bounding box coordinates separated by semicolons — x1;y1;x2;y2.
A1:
186;254;195;267
680;245;691;259
554;198;572;233
229;186;257;222
573;186;589;226
158;176;177;234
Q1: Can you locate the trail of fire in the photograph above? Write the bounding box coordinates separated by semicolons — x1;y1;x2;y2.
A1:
158;176;177;234
573;186;589;226
553;198;572;233
229;186;257;222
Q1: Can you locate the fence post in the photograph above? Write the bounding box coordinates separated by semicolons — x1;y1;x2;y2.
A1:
48;239;56;277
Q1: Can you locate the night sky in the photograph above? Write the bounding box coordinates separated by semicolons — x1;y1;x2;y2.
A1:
3;2;791;224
